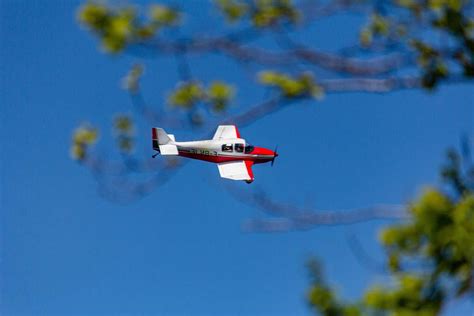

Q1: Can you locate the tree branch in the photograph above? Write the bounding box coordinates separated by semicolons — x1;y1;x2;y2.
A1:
224;185;407;232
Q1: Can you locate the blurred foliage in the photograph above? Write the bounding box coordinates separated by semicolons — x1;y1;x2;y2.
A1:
168;81;205;109
215;0;249;22
78;2;180;53
259;71;323;99
363;273;442;316
78;0;474;91
70;116;137;160
215;0;299;27
113;114;135;154
70;123;99;161
307;259;363;316
358;0;474;89
308;145;474;315
168;80;236;113
148;4;180;26
360;13;392;47
252;0;300;27
441;146;474;195
410;40;449;89
78;0;301;52
207;81;236;112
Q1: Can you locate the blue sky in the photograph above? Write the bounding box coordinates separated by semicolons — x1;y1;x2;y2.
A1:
1;1;473;315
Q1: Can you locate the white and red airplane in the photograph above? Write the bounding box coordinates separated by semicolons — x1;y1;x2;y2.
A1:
152;125;278;183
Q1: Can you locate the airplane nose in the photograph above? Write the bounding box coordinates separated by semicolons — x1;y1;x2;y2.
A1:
274;152;278;157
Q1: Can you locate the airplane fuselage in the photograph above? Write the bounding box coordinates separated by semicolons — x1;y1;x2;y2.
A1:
173;139;276;164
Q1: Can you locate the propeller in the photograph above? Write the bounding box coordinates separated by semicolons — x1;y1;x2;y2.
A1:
271;145;278;167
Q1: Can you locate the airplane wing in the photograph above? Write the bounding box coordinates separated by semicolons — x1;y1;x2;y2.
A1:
212;125;241;140
217;160;254;181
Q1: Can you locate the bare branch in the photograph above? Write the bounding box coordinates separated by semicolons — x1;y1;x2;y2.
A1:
137;36;411;76
242;205;407;232
225;186;407;232
346;232;387;273
321;75;471;93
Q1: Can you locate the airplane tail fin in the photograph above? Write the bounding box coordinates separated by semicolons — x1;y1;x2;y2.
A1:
152;127;172;145
152;128;178;155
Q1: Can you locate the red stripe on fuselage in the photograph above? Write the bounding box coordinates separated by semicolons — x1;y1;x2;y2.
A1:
178;151;272;164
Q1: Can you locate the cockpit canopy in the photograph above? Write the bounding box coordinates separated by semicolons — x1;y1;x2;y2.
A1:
221;143;255;154
244;144;254;153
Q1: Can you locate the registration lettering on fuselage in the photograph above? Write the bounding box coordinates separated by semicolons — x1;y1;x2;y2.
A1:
189;148;218;156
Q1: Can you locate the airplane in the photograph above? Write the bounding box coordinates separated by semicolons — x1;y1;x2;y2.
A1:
152;125;278;183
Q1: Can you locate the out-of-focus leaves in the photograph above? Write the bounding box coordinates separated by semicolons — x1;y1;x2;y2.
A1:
207;81;235;112
113;114;135;154
78;3;109;29
252;0;299;27
215;0;248;22
410;40;448;89
310;189;474;315
441;149;468;195
359;14;394;47
428;0;464;11
215;0;299;27
380;188;474;295
307;258;362;316
411;40;439;67
121;64;144;93
309;143;474;314
364;274;442;316
167;80;236;113
78;3;180;53
148;4;180;26
113;115;134;135
371;14;390;36
359;28;373;47
70;123;99;161
168;81;205;109
259;71;323;99
78;3;136;53
117;137;134;153
357;1;474;88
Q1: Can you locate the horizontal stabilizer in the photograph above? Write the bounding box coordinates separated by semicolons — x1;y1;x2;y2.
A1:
159;144;179;155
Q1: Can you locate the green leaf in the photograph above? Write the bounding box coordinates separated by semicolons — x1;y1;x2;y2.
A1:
113;115;134;135
149;4;180;26
70;123;99;161
359;28;373;47
117;136;134;153
207;81;235;112
78;3;109;30
168;81;204;109
252;0;300;27
371;14;390;36
259;71;323;99
215;0;248;22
